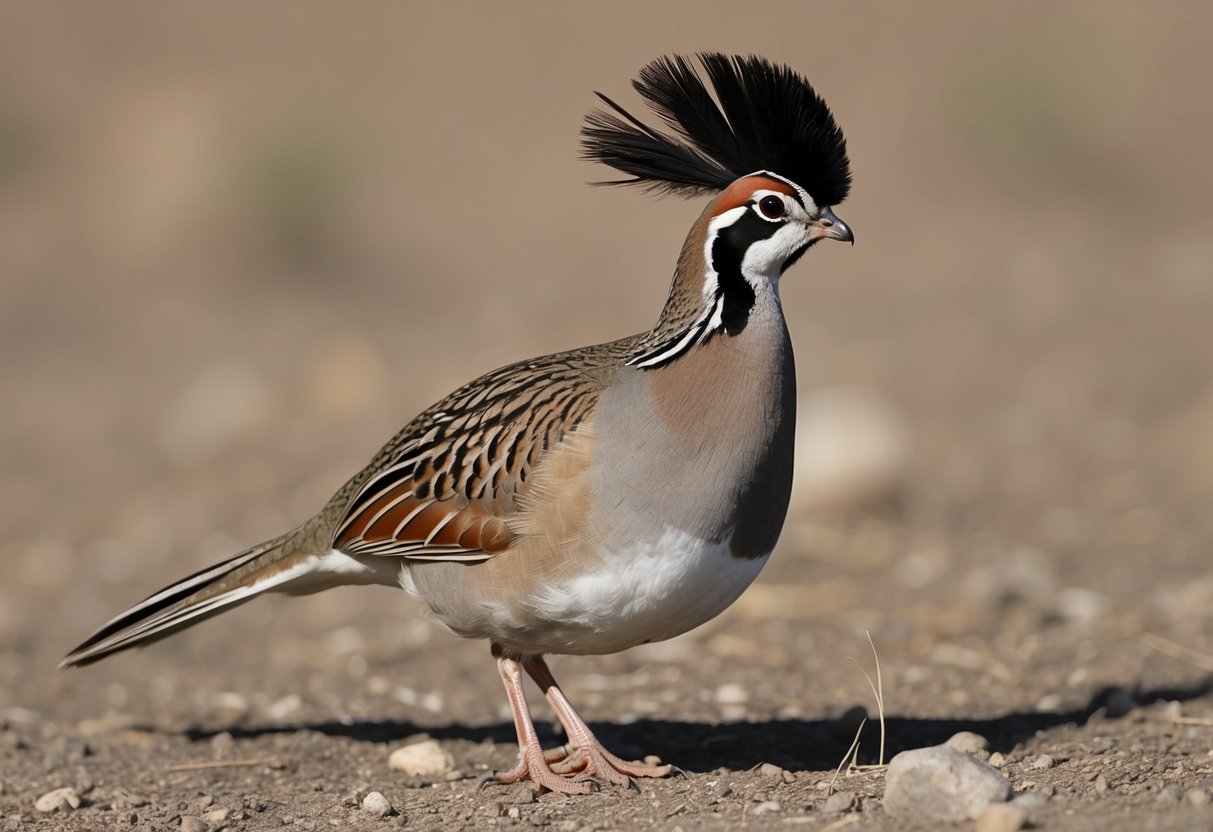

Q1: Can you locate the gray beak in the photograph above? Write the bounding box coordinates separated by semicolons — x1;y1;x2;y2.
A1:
813;206;853;245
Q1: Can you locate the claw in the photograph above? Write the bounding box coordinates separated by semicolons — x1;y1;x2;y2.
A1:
627;777;641;794
668;764;687;778
477;774;497;792
575;778;601;792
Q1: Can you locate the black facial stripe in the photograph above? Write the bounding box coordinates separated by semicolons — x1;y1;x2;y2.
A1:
708;210;783;335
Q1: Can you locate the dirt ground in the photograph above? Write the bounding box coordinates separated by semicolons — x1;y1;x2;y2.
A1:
2;3;1212;830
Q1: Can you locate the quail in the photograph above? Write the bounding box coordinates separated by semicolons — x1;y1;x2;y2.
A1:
63;53;854;794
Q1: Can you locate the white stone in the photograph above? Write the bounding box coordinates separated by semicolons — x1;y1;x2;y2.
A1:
34;788;81;813
883;745;1011;822
361;791;394;817
389;740;453;776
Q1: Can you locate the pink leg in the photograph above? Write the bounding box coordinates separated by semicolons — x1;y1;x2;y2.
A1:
523;655;679;789
479;656;595;795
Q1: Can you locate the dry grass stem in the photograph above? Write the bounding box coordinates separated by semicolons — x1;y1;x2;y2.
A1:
845;630;888;767
1141;632;1213;673
828;717;866;796
1149;713;1213;727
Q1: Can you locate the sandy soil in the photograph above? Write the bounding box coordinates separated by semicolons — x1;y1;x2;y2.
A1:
2;3;1212;830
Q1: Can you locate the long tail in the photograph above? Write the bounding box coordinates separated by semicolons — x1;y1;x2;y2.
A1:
62;532;321;668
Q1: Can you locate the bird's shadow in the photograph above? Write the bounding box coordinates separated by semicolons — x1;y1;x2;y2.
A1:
183;677;1213;773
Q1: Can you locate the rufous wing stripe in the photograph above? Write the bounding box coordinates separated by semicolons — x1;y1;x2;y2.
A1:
334;481;514;560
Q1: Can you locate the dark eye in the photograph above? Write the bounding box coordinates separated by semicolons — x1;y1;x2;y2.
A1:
757;195;786;219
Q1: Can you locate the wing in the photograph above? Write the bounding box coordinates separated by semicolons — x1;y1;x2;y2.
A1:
331;342;627;563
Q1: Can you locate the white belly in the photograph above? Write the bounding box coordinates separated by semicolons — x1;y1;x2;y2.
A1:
504;528;770;655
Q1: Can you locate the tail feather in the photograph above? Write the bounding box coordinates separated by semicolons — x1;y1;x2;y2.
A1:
61;533;297;668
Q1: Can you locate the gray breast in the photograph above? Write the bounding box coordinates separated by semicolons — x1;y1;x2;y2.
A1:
591;294;796;559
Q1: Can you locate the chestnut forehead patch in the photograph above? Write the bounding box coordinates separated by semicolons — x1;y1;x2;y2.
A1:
710;175;800;218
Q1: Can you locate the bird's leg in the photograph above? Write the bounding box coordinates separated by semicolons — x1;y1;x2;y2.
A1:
479;656;595;795
522;655;678;789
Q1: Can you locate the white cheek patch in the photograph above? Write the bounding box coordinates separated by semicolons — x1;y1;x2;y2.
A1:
742;223;810;282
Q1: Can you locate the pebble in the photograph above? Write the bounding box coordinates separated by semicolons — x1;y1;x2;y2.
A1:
179;818;210;832
1187;787;1212;807
758;762;784;778
1094;774;1110;793
987;752;1005;768
945;731;990;757
34;787;81;813
714;682;748;705
976;804;1027;832
388;740;453;776
204;807;231;824
883;745;1012;822
822;791;857;813
751;800;781;815
362;791;394;817
1026;754;1055;770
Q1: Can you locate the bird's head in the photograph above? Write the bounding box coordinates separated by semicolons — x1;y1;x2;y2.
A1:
582;53;853;285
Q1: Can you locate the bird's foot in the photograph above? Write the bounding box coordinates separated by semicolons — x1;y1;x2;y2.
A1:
479;744;599;796
480;742;677;795
544;742;678;790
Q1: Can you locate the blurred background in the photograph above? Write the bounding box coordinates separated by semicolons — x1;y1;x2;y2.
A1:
1;1;1211;736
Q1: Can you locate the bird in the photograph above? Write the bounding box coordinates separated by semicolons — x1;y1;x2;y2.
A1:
62;53;853;795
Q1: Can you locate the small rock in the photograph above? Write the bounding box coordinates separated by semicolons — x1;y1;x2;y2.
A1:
508;806;521;819
883;745;1012;822
264;694;302;721
362;791;394;817
1026;754;1055;770
388;740;453;777
987;751;1005;767
1094;773;1110;793
196;795;214;809
1056;587;1110;623
179;818;210;832
204;807;231;824
714;683;748;705
759;762;784;778
35;787;81;813
822;791;857;813
752;801;781;815
945;732;990;757
1186;787;1212;807
976;804;1027;832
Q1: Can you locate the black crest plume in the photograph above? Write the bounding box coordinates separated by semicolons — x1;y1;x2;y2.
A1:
582;53;851;206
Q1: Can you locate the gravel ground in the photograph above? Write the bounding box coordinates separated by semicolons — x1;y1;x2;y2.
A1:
2;4;1212;830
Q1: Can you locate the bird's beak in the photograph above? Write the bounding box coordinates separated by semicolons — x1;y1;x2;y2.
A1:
809;206;854;245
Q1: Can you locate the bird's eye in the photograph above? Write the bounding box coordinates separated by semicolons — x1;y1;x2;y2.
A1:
757;195;786;220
